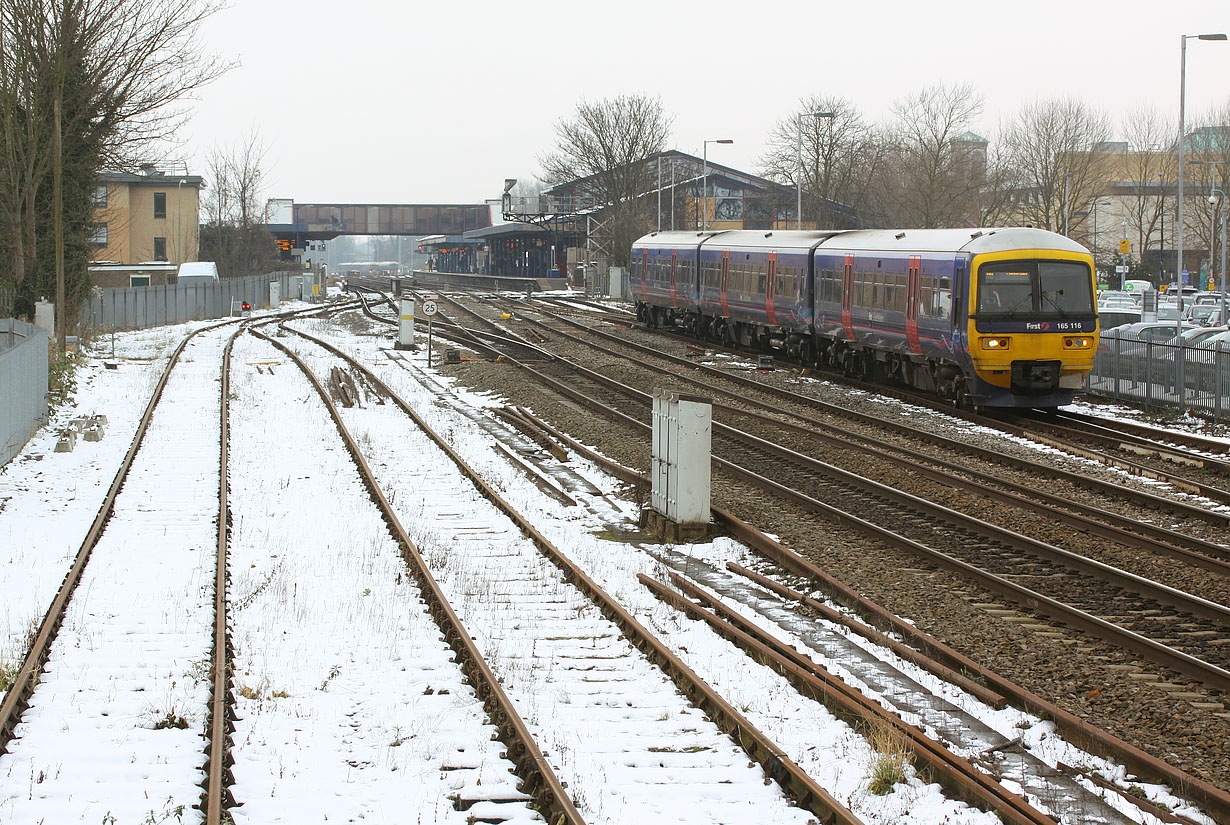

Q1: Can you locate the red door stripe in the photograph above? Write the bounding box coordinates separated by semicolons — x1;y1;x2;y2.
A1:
905;255;923;355
841;254;855;341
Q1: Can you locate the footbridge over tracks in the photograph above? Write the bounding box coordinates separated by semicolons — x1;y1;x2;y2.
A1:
265;199;492;250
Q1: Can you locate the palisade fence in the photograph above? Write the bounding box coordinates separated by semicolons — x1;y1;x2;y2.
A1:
0;318;49;466
1085;337;1230;422
82;270;309;333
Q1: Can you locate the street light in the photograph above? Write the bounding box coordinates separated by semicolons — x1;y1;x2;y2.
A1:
1159;173;1166;283
702;138;733;231
1213;188;1227;322
1175;31;1227;393
797;112;835;230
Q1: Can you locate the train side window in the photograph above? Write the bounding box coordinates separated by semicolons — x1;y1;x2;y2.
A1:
897;272;908;313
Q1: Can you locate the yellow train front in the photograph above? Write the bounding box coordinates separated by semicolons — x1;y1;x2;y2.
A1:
808;227;1099;408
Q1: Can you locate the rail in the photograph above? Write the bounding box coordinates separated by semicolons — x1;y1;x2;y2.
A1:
274;320;863;825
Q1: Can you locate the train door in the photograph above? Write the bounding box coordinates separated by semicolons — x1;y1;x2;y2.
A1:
905;255;923;354
640;249;649;301
766;252;778;325
720;250;730;316
841;254;855;340
670;251;678;307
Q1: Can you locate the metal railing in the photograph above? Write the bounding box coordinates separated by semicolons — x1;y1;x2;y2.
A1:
1085;336;1230;421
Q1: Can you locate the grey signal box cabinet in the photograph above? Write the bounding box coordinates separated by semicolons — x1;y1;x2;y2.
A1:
651;388;712;527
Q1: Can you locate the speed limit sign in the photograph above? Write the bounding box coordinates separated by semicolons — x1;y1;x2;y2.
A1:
421;298;438;317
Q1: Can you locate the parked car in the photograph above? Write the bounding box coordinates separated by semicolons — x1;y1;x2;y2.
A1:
1098;309;1142;330
1187;329;1230;393
1185;304;1225;326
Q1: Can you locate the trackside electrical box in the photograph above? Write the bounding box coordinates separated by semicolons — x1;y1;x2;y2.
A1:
647;388;711;542
396;297;416;351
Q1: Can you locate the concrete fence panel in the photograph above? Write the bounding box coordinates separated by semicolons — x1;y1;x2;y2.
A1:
0;318;49;467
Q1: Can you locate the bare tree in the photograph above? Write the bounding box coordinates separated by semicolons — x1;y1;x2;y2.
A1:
999;98;1114;235
1119;106;1176;273
1182;99;1230;281
540;95;672;267
199;132;279;277
0;0;225;327
758;95;879;228
873;84;986;227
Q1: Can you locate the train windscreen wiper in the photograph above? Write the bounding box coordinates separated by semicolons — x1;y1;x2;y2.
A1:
1041;290;1069;317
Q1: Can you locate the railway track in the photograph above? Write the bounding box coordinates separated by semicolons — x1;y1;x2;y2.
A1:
312;303;1230;825
0;322;240;821
410;296;1230;695
265;318;860;824
515;406;1230;825
530;295;1230;511
495;299;1230;569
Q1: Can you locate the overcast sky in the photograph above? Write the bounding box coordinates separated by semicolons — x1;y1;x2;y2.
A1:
179;0;1230;207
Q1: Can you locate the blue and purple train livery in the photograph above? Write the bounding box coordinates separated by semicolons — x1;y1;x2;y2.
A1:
631;228;1099;408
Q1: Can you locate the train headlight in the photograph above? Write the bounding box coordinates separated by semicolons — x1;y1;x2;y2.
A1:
980;337;1011;350
1063;337;1093;349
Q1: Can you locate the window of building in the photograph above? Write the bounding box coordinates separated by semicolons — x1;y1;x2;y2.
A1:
154;192;166;219
154;237;167;261
90;223;107;246
93;185;107;208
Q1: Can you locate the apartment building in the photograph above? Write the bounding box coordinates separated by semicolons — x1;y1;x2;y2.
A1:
91;166;203;269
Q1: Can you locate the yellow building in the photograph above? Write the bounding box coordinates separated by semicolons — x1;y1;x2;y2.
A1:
91;167;202;267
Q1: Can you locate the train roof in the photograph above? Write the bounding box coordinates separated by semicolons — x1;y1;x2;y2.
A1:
633;227;1090;256
632;231;726;249
814;227;1089;255
700;229;842;250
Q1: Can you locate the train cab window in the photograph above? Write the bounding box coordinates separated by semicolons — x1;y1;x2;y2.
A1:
978;268;1034;315
978;261;1093;317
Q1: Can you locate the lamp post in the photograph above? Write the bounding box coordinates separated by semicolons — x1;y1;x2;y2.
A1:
1159;173;1166;284
1174;31;1226;398
702;138;733;231
796;111;835;230
1213;188;1227;322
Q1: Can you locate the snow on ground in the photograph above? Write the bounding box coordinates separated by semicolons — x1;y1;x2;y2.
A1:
0;305;1214;824
0;324;232;822
288;317;1003;824
225;333;539;824
277;324;819;824
0;322;207;680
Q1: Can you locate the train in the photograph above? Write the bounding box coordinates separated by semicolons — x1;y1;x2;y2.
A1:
630;228;1098;408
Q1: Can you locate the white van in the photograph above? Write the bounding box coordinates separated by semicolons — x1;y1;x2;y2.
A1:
177;261;219;284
